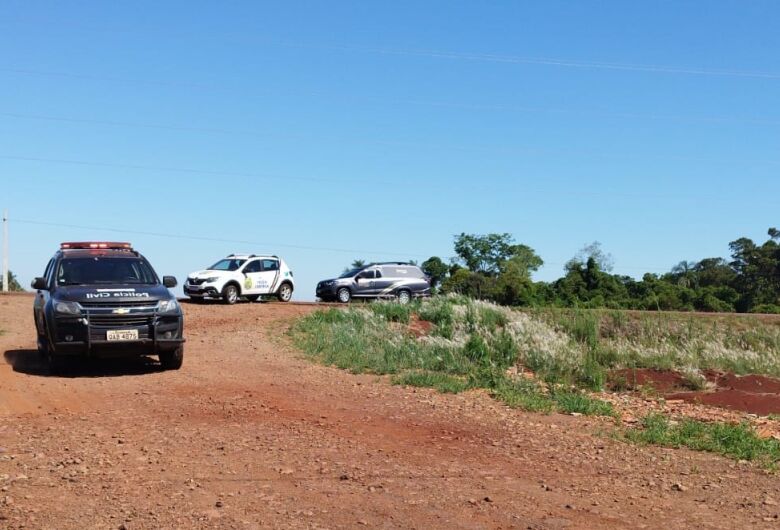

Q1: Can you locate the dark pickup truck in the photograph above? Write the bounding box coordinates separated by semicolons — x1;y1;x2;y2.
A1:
32;242;184;371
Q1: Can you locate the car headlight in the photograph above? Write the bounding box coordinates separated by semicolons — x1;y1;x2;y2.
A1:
54;301;81;316
158;299;179;313
204;277;219;283
323;280;334;285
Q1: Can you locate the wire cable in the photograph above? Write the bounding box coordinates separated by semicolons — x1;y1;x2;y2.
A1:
7;218;672;272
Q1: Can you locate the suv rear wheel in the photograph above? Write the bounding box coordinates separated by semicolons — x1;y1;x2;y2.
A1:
222;284;239;305
159;346;184;370
337;287;351;303
277;283;293;302
397;289;412;305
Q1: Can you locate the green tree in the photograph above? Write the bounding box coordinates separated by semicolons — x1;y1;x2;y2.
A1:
421;256;449;288
494;255;537;305
565;241;614;273
343;259;366;274
1;270;24;292
454;233;519;275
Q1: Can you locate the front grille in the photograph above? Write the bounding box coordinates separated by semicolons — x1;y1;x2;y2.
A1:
188;278;206;285
88;315;152;341
80;300;157;308
89;315;152;326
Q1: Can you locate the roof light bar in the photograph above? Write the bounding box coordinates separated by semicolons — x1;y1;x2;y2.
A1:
60;242;133;250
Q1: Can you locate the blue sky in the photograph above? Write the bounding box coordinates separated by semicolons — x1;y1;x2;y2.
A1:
1;1;778;299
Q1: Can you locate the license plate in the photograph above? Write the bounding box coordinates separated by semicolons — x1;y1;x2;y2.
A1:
106;329;139;341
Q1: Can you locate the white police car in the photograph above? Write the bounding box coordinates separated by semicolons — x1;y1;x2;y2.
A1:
184;254;294;304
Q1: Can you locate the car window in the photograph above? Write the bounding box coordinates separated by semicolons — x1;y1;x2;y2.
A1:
358;269;375;279
57;258;157;285
208;259;245;271
43;258;55;280
339;268;361;279
261;259;279;272
243;260;262;273
408;267;425;278
382;266;409;278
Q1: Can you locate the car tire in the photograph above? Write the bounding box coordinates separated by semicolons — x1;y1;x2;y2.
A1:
45;351;66;375
37;328;50;359
159;346;184;370
222;284;239;305
277;283;293;302
397;289;412;305
337;287;351;303
246;295;260;302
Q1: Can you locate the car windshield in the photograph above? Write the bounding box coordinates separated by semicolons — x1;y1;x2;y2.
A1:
339;268;361;279
208;259;246;271
57;258;158;286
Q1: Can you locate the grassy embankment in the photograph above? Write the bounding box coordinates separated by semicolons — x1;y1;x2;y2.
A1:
290;296;780;466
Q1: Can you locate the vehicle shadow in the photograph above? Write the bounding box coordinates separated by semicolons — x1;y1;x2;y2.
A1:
3;349;164;378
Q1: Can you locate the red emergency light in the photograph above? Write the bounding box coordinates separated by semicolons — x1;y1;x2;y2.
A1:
60;242;133;250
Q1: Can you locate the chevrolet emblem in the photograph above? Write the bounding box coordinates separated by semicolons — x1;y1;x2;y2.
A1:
112;308;131;314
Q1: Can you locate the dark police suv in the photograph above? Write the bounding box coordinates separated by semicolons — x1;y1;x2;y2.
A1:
316;262;431;304
32;242;184;371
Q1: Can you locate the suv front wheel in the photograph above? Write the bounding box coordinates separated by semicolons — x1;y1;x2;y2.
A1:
222;284;239;305
159;346;184;370
337;287;351;303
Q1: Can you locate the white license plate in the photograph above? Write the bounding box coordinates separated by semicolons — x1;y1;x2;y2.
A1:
106;329;139;341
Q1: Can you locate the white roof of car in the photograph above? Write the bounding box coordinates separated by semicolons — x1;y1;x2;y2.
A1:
227;254;278;260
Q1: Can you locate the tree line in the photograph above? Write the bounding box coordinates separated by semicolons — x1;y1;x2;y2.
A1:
408;229;780;314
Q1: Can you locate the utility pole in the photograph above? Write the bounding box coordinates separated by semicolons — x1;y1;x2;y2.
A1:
2;210;8;292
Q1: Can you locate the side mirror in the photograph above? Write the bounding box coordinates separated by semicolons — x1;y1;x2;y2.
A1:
163;276;177;288
32;277;48;290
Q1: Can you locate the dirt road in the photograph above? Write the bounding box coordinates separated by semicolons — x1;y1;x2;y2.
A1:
1;294;778;529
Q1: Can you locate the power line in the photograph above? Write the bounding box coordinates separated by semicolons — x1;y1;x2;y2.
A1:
0;155;374;185
0;153;751;203
7;218;673;273
2;109;779;154
8;218;431;259
309;44;780;80
2;71;779;128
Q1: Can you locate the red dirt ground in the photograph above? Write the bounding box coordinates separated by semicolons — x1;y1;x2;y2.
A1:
2;294;780;529
666;389;780;417
407;316;434;338
610;369;691;394
610;368;780;416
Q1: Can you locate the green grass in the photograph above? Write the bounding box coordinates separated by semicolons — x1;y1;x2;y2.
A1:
530;307;780;378
624;414;780;468
392;371;470;393
291;297;780;466
491;379;556;413
292;297;780;409
290;299;616;417
551;391;616;417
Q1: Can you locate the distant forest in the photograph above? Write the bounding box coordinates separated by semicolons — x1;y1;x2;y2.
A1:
411;229;780;314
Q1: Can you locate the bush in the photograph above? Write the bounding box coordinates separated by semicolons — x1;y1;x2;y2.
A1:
751;304;780;315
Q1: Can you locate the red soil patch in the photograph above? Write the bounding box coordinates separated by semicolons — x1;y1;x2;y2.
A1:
609;368;691;393
714;373;780;394
666;389;780;417
407;317;433;338
610;368;780;415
